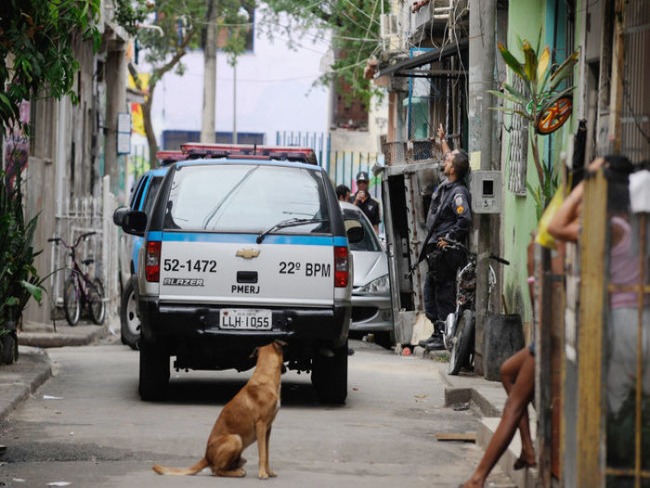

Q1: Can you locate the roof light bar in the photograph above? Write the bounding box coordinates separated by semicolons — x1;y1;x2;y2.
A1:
180;143;318;165
156;150;188;166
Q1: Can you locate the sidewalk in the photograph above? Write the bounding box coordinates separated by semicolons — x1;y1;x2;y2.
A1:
412;345;537;488
0;320;109;422
1;325;535;486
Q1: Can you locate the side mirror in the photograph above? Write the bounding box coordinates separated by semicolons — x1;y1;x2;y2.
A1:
113;206;130;226
347;225;364;244
122;211;147;236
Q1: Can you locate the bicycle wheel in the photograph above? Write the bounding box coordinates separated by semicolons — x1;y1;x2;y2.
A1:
63;276;81;326
448;309;474;375
89;278;106;325
535;96;572;134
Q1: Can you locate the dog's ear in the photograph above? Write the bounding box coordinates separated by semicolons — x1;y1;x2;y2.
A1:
249;346;260;360
274;339;287;348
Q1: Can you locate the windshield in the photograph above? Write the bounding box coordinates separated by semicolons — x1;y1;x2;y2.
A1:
164;163;330;233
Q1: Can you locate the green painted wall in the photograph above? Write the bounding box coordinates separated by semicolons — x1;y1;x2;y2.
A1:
499;0;580;334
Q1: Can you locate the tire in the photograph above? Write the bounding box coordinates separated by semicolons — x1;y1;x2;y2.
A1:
139;338;170;401
120;277;140;350
88;278;106;325
448;310;474;376
311;341;348;405
374;331;395;350
63;276;81;326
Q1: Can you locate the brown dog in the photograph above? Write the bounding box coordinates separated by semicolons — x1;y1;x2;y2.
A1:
152;340;285;479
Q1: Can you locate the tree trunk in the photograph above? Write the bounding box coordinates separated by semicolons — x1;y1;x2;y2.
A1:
143;88;158;169
201;0;218;143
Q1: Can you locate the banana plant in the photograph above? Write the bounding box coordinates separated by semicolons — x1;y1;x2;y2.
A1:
489;37;579;212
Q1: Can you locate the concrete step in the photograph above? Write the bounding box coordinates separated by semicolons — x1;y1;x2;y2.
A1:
477;417;538;488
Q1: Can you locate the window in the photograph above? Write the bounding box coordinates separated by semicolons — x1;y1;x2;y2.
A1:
166;164;329;233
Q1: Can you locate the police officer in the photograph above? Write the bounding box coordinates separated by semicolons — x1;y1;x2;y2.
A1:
418;124;472;350
351;171;381;233
336;184;351;202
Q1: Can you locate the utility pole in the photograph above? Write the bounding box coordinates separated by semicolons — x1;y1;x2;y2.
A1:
468;0;496;376
201;0;218;143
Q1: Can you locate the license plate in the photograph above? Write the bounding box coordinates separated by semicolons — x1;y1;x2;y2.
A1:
219;309;272;330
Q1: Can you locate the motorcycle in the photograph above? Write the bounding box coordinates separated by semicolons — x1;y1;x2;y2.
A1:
443;240;509;375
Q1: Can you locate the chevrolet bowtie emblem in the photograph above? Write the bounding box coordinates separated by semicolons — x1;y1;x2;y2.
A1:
236;248;260;259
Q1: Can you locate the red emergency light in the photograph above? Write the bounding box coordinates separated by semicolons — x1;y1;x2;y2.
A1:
156;150;188;166
180;143;318;165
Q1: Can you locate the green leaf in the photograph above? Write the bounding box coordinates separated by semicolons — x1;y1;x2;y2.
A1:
489;106;534;121
501;82;530;104
21;281;43;303
548;50;580;92
522;40;538;89
543;86;575;107
497;42;527;83
537;46;550;86
488;89;527;109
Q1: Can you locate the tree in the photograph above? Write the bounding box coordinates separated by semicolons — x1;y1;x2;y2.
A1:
0;1;140;357
0;0;103;132
260;0;389;107
131;0;385;161
0;0;152;133
128;0;255;166
488;37;579;220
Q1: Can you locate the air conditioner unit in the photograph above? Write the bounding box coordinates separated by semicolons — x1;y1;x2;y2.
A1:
380;13;399;39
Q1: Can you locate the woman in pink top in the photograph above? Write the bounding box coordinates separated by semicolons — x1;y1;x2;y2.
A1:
605;207;650;417
548;155;649;473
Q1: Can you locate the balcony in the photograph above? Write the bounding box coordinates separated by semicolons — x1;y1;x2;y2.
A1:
409;0;468;45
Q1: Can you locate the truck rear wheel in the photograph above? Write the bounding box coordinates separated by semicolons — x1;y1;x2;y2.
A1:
311;342;348;405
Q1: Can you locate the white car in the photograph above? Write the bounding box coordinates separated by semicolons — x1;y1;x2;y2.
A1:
340;202;394;348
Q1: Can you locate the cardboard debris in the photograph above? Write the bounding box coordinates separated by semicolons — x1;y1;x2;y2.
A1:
435;432;476;442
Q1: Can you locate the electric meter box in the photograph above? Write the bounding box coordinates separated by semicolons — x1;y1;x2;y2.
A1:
470;171;502;214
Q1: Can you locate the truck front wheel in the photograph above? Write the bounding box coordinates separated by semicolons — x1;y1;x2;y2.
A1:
139;338;169;401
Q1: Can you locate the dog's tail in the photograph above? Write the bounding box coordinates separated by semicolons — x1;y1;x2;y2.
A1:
152;457;209;476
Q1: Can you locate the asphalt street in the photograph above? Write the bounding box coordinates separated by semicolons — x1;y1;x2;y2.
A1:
0;323;532;486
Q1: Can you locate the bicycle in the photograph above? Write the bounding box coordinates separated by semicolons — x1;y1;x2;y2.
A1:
526;90;573;135
442;239;509;375
48;232;106;326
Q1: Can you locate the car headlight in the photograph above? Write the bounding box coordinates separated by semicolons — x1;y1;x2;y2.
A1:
358;274;390;294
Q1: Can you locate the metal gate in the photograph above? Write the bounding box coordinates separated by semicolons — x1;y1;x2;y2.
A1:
48;176;119;328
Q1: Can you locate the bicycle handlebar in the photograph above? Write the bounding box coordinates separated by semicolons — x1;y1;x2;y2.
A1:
440;238;510;265
489;254;510;265
48;231;96;249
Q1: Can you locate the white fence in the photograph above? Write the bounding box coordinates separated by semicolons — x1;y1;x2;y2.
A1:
48;176;119;330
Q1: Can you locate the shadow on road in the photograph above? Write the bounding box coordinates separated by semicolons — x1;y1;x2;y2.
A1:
162;374;327;409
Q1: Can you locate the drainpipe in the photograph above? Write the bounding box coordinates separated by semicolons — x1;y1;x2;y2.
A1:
55;99;68;217
468;0;496;376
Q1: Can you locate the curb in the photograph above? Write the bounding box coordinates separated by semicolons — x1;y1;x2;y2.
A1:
18;322;107;349
1;323;106;423
0;347;53;422
18;330;103;348
429;351;536;487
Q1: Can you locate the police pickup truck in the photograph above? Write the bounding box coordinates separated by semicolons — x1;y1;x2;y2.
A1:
116;143;360;404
